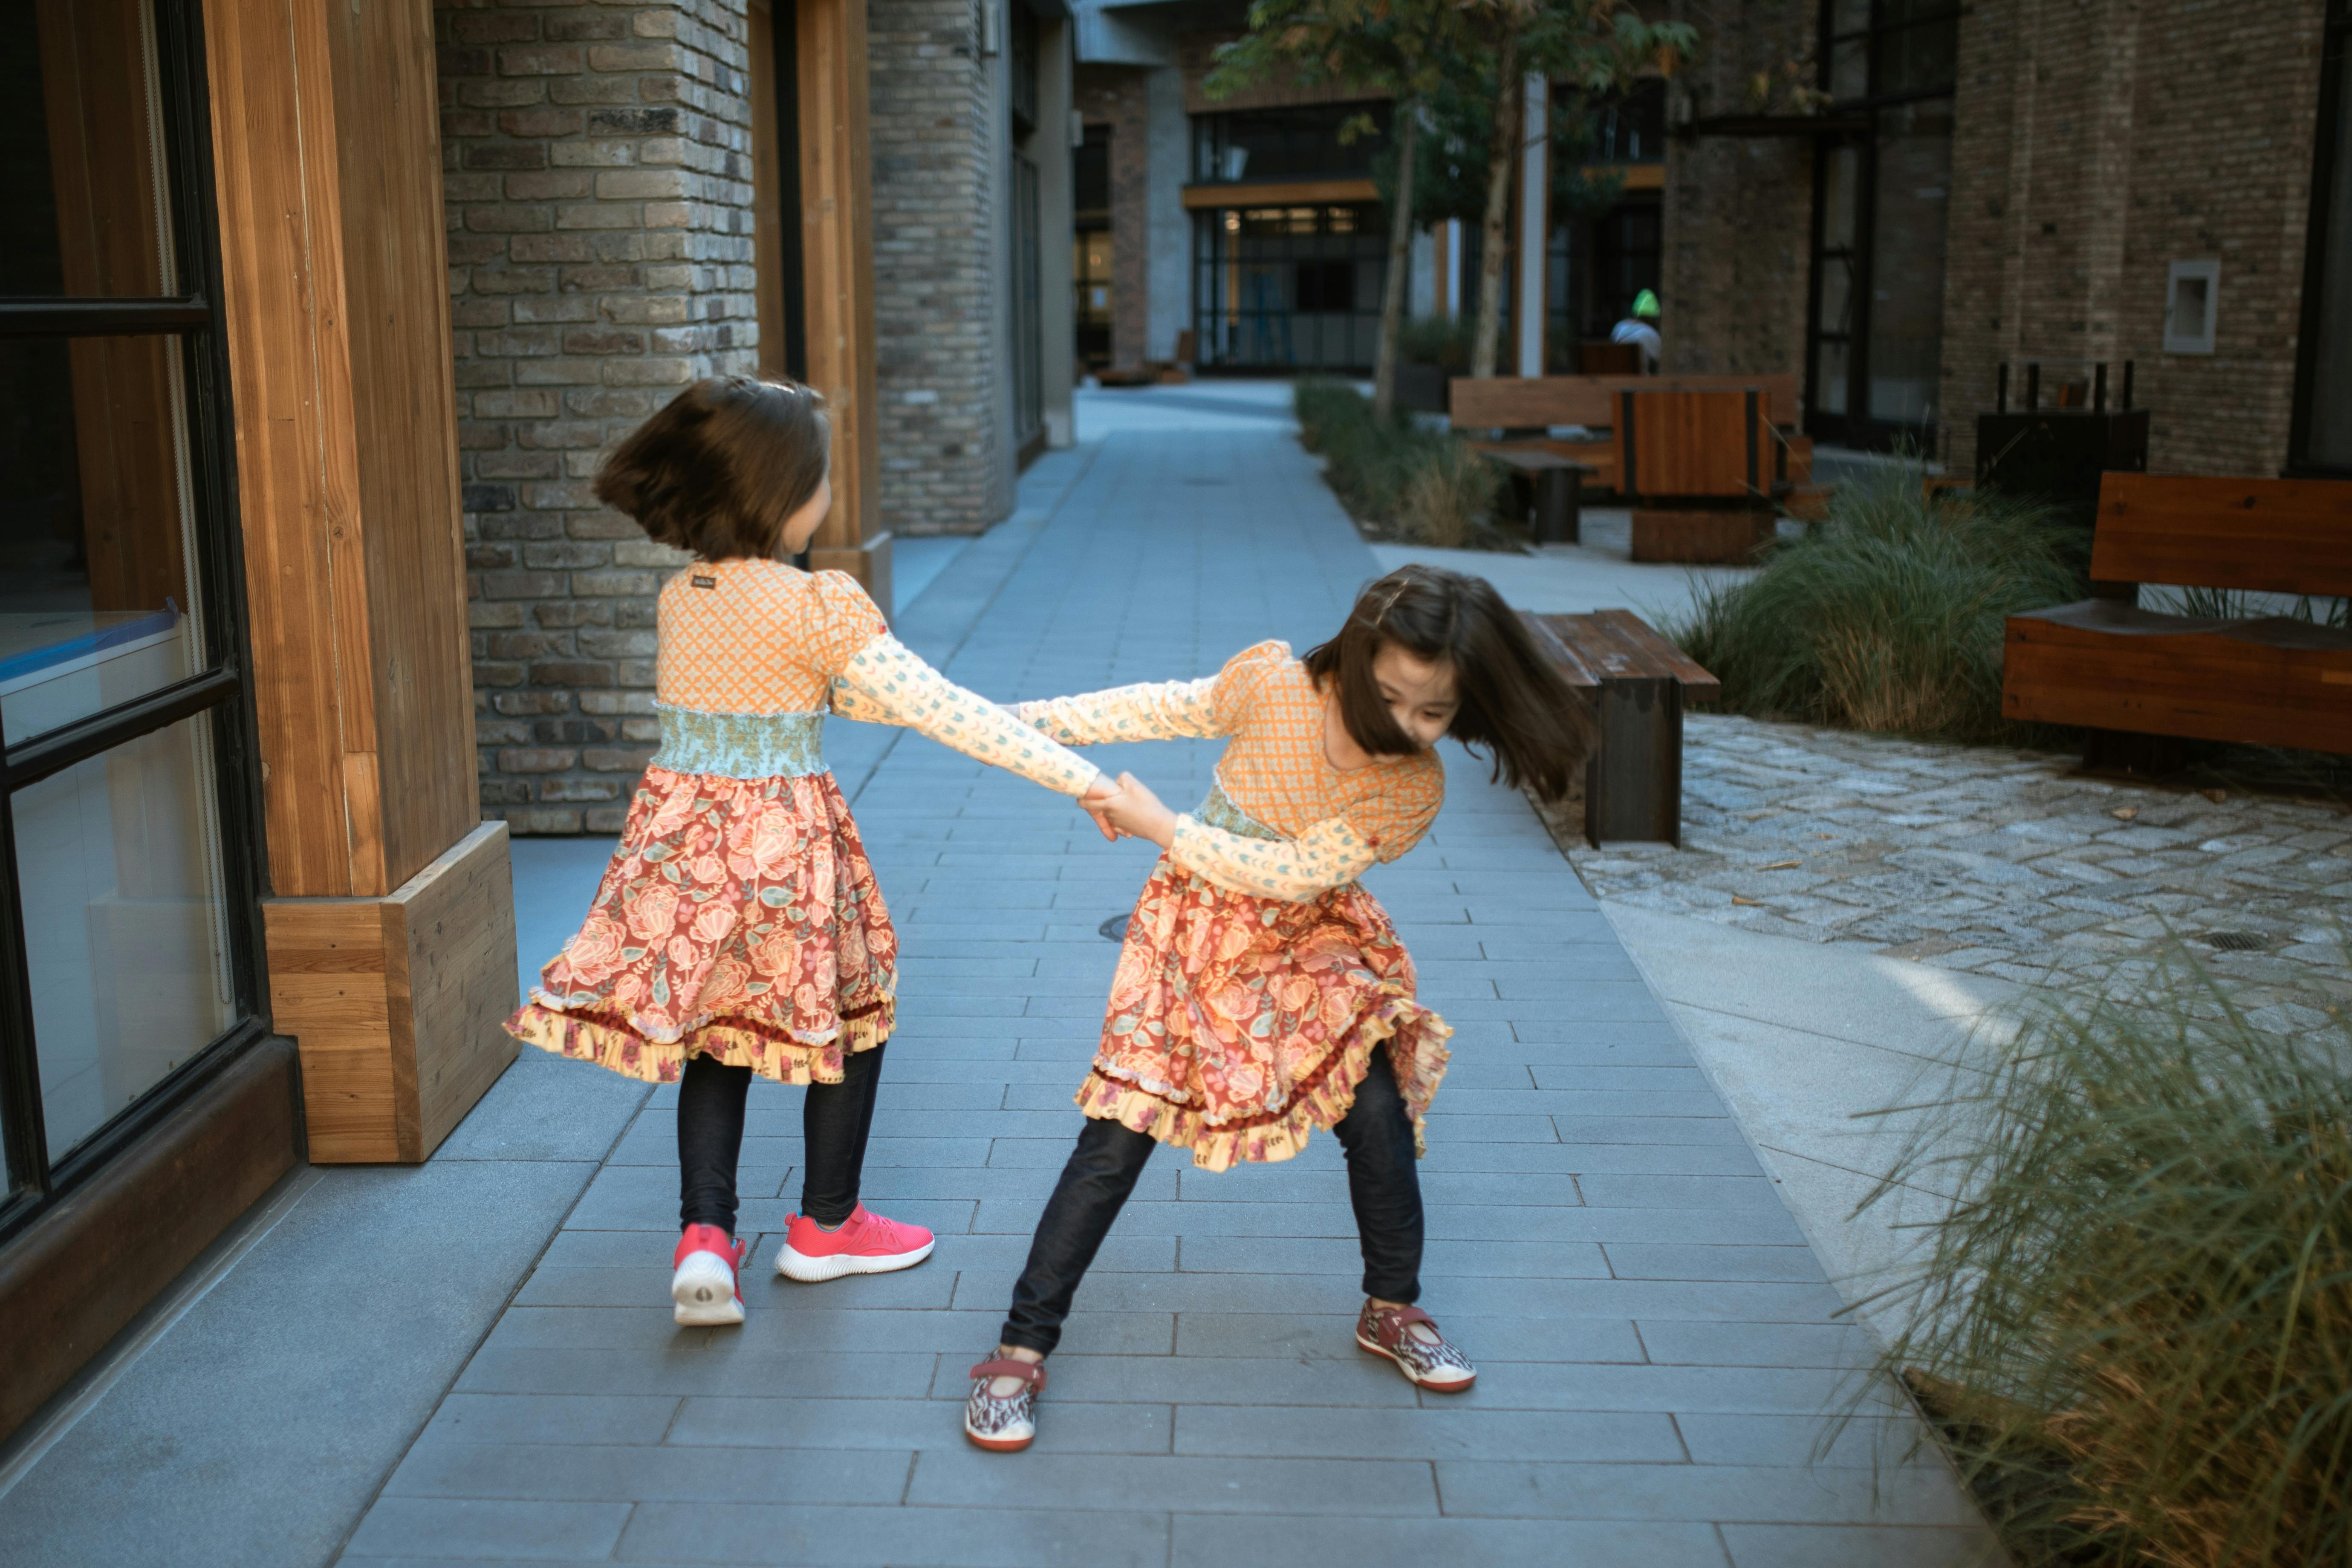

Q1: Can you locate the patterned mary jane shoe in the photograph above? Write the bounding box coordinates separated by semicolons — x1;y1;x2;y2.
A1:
1356;1301;1477;1392
963;1357;1047;1452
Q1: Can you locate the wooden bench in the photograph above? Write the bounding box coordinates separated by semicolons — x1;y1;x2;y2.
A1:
2001;473;2352;764
1448;373;1812;497
1615;388;1794;563
1524;609;1721;845
1482;448;1590;544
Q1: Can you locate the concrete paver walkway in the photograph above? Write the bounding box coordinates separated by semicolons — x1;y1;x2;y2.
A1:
0;387;2000;1566
343;409;1992;1566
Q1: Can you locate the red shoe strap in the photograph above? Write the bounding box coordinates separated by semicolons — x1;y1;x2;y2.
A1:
1372;1305;1434;1332
969;1357;1046;1390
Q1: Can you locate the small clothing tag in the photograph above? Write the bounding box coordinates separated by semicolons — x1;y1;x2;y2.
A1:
691;574;717;589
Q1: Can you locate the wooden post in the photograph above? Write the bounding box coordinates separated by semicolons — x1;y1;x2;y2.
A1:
202;0;516;1162
796;0;893;615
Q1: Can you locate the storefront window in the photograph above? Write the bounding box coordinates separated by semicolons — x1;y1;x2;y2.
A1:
0;0;260;1237
1192;205;1387;371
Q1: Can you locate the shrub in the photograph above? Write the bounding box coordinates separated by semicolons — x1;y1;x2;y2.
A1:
1671;465;2082;742
1859;946;2352;1567
1396;315;1474;374
1395;438;1500;549
1294;377;1364;455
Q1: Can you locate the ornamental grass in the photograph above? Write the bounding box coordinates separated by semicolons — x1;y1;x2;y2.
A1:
1293;379;1503;549
1856;944;2352;1566
1671;464;2082;742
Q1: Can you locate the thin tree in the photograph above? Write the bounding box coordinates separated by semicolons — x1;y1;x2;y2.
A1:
1458;3;1693;377
1208;0;1464;423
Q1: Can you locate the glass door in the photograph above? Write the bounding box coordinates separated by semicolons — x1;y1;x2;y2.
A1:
0;0;266;1241
1805;0;1959;450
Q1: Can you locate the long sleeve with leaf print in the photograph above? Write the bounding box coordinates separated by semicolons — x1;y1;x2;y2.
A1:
1014;676;1377;902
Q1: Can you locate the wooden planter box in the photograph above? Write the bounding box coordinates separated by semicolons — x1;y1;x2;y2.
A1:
1631;509;1776;564
265;821;520;1163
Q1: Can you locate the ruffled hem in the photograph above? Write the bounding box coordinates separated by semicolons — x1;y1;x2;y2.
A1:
506;997;893;1086
1075;992;1452;1172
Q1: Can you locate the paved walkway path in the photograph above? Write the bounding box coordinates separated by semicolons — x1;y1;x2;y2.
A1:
338;407;1991;1565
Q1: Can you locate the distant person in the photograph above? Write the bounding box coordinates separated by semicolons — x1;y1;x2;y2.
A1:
1611;289;1663;375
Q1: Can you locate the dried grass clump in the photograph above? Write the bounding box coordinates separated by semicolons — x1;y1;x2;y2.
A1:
1395;439;1499;549
1859;945;2352;1566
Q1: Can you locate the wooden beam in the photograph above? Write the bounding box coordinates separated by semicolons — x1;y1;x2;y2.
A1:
797;0;891;609
1181;178;1381;211
202;0;473;897
1581;163;1665;192
204;0;511;1164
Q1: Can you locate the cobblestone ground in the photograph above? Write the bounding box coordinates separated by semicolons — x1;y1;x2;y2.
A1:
1564;716;2352;1037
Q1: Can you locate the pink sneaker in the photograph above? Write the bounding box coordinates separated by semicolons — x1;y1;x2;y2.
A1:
777;1204;935;1282
671;1223;748;1326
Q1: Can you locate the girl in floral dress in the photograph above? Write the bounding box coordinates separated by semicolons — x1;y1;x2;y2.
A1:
962;565;1593;1450
508;376;1114;1326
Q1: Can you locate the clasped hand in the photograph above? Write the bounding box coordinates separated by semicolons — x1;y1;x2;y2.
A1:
1078;771;1177;849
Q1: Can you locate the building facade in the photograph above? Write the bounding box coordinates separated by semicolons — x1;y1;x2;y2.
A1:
444;0;1078;834
1663;0;2349;478
0;0;963;1442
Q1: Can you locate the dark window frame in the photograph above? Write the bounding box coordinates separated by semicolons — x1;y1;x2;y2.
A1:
1804;0;1961;451
2290;0;2352;477
0;0;270;1247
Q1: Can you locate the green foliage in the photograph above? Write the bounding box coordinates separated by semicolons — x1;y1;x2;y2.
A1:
1670;466;2083;742
1293;379;1500;547
1860;944;2352;1567
1396;315;1474;372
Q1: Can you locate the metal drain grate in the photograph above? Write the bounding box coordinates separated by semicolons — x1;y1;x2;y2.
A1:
1099;913;1132;941
2202;930;2271;953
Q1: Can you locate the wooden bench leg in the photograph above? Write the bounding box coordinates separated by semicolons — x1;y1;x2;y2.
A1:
1535;469;1579;545
1584;677;1682;846
2081;727;2189;778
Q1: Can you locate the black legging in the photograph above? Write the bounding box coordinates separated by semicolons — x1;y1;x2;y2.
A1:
999;1049;1424;1356
677;1042;888;1233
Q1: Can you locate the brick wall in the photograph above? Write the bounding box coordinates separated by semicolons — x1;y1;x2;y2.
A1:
436;0;758;834
1942;0;2328;475
1658;0;1817;387
1075;64;1151;370
867;0;1006;534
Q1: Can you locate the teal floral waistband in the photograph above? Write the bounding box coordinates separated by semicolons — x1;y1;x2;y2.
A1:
652;704;827;780
1196;779;1278;841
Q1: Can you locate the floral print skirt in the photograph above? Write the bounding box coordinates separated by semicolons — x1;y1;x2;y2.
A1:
1078;858;1451;1171
506;764;896;1085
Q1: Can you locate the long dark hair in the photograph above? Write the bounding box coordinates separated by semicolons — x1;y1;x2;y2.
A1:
1303;566;1594;800
592;375;830;560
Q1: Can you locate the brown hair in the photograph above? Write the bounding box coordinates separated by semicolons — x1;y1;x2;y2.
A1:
591;375;830;560
1302;565;1595;800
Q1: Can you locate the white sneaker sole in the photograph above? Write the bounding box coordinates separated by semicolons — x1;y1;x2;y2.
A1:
672;1251;745;1326
776;1236;935;1282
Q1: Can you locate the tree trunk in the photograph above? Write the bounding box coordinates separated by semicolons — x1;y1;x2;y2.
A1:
1470;32;1520;379
1372;107;1419;426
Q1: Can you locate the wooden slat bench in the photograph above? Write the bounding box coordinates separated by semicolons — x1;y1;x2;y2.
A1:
1482;448;1591;543
1525;609;1721;846
1448;374;1812;500
2001;473;2352;762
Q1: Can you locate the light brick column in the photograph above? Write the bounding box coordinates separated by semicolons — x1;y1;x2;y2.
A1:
435;0;758;832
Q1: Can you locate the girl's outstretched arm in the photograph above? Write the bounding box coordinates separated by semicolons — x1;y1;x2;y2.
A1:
1095;772;1382;904
1015;678;1225;746
829;634;1106;799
